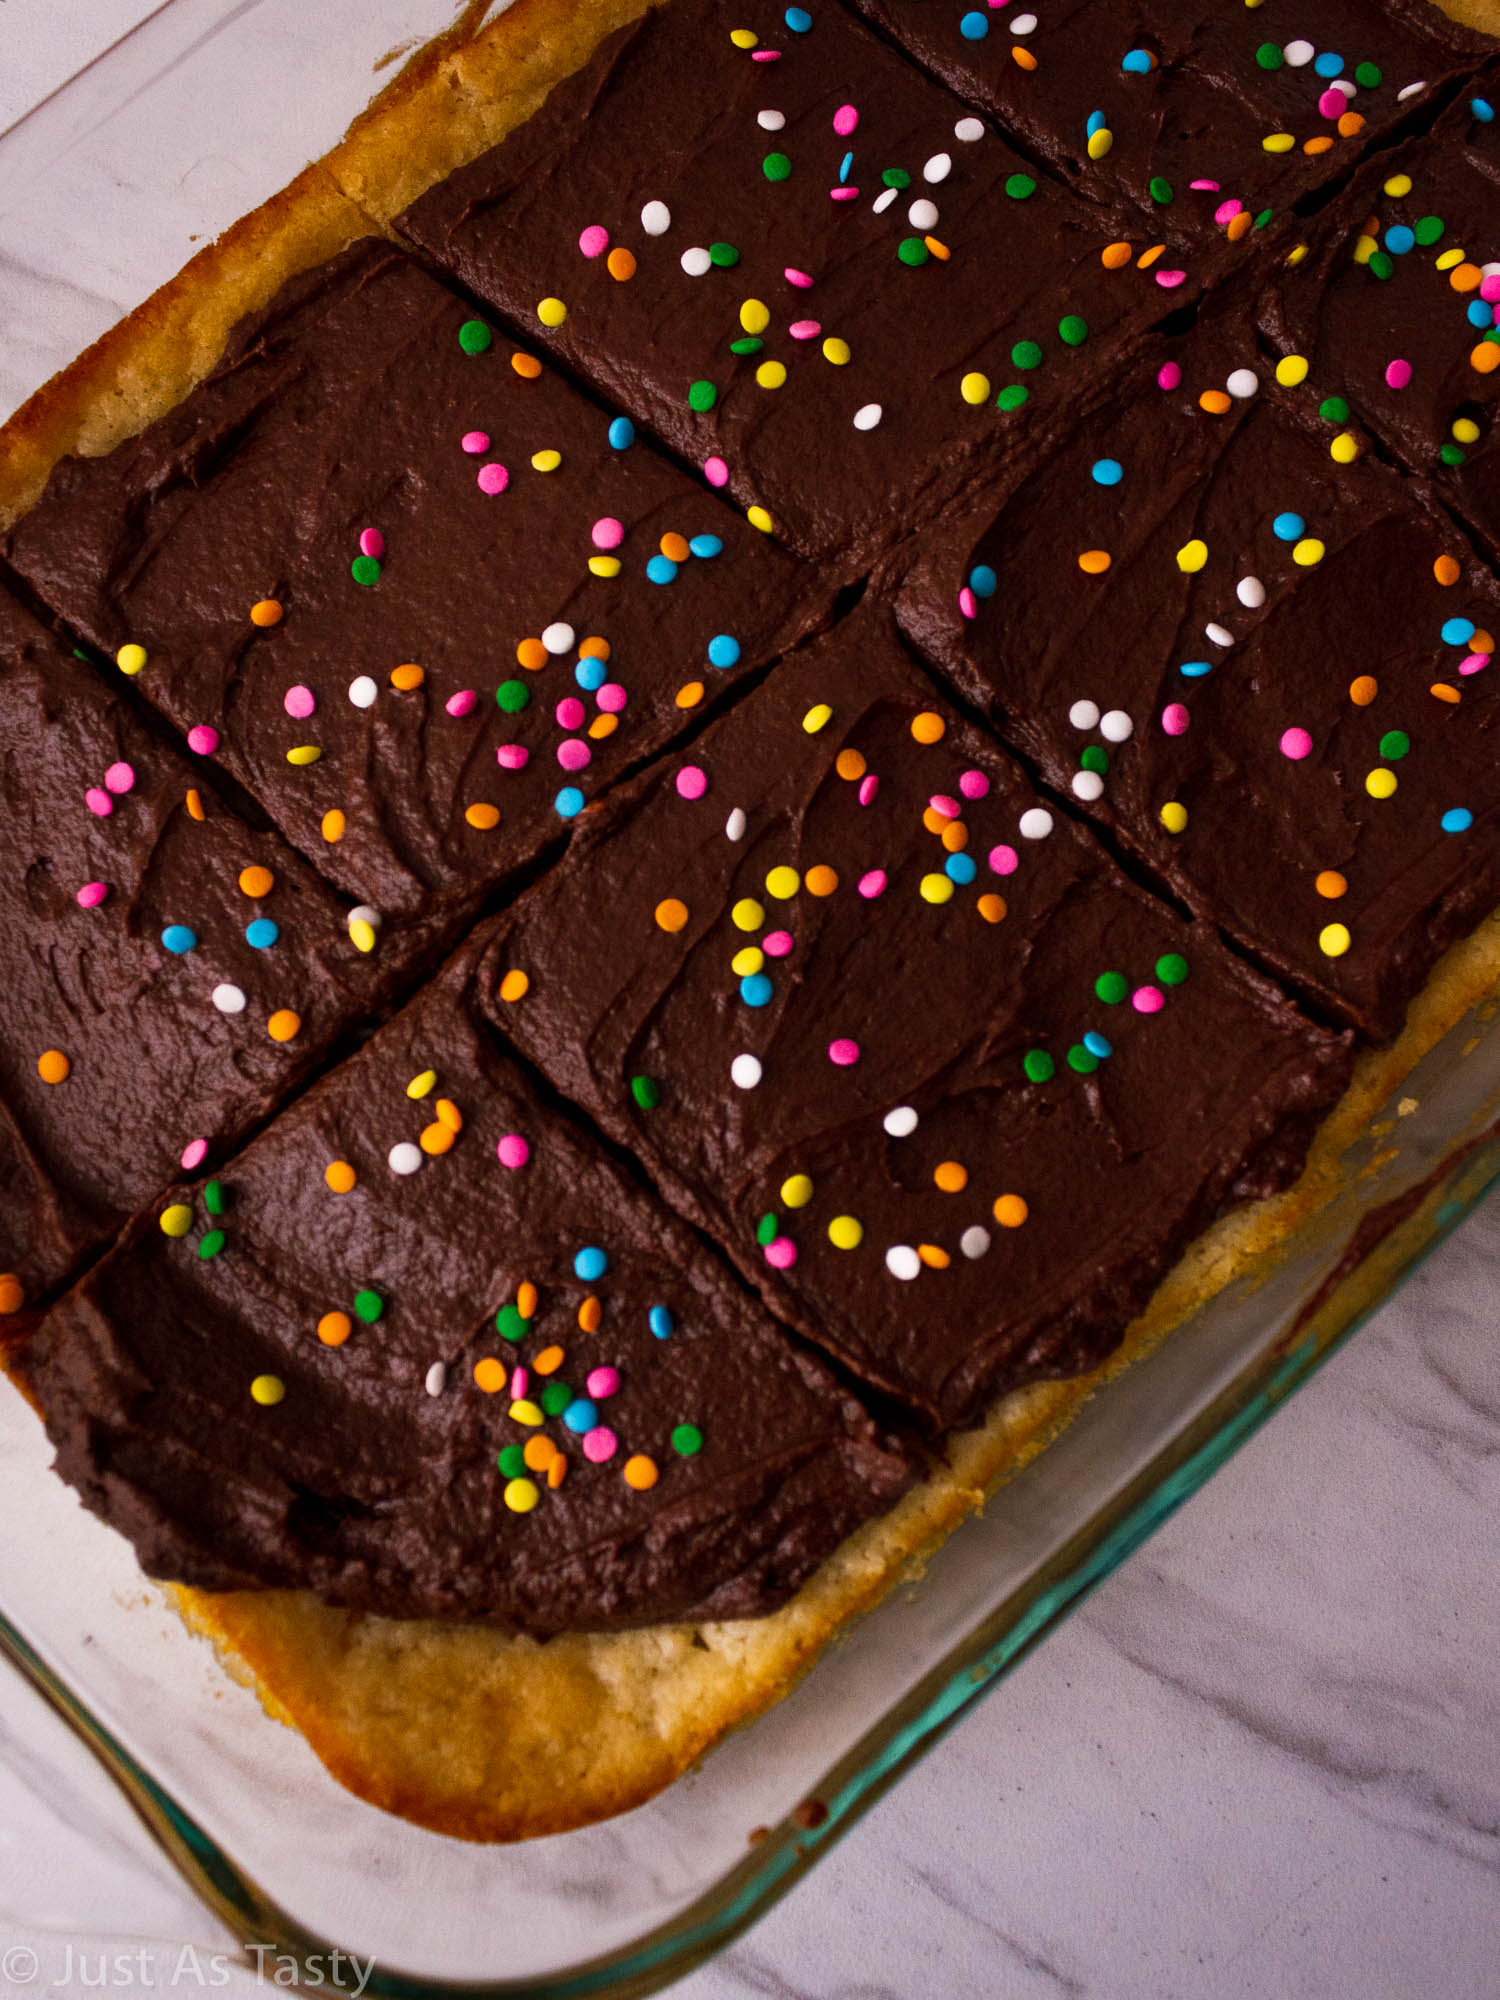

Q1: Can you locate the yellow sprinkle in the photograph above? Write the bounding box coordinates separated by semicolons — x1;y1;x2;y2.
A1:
589;556;623;578
1353;233;1377;265
536;297;567;328
349;918;377;954
1453;417;1481;444
1087;127;1114;160
740;298;770;333
732;946;766;977
1176;538;1208;573
765;865;800;898
498;969;529;1003
920;873;955;904
116;642;147;676
730;27;758;47
781;1174;814;1208
286;745;322;766
503;1477;540;1513
1383;173;1413;198
1262;132;1295;153
1160;800;1188;834
530;449;562;472
159;1203;193;1238
960;371;991;405
827;1215;863;1249
406;1069;437;1099
1275;354;1309;386
251;1374;285;1407
1292;537;1326;566
756;359;788;390
1319;922;1352;958
1435;247;1465;271
509;1398;544;1427
822;337;851;366
731;898;765;932
1330;433;1360;464
1366;768;1397;799
747;505;775;534
1286;244;1308;267
802;703;833;733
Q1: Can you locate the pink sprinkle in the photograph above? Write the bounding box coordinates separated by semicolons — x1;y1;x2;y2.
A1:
1157;361;1183;392
446;689;478;717
596;682;628;713
1385;358;1413;390
187;725;220;756
510;1366;530;1401
751;47;780;61
763;929;794;957
1280;726;1313;760
555;696;586;731
1481;273;1500;304
557;738;592;772
830;186;860;202
676;764;708;800
180;1137;209;1171
583;1425;617;1463
1459;652;1489;676
578;223;610;258
1318;86;1344;118
1213;199;1243;224
858;774;879;807
1155;269;1187;289
858;869;888;898
284;684;317;719
1132;985;1165;1015
784;267;814;289
828;1037;860;1067
1191;179;1223;192
704;456;730;487
76;881;110;908
958;586;977;620
989;844;1018;876
496;1133;531;1169
461;430;490;454
764;1235;798;1268
497;743;530;770
84;787;112;817
929;792;960;820
103;760;135;795
591;515;624;550
833;104;859;136
1161;702;1190;737
959;769;990;799
477;463;509;495
789;319;822;339
585;1366;620;1399
359;528;385;560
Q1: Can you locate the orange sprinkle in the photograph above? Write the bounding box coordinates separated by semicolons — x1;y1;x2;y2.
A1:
533;1344;565;1375
1315;871;1348;899
1472;343;1500;375
606;246;637;281
1431;682;1461;705
1473;630;1496;656
524;1434;558;1472
933;1161;968;1193
1226;211;1253;242
579;635;611;660
267;1009;301;1043
922;805;948;836
941;820;969;853
977;893;1007;924
835;747;867;781
1348;675;1379;706
992;1193;1029;1229
0;1275;23;1316
1102;241;1132;270
37;1049;70;1084
465;802;500;829
1011;43;1037;69
1136;244;1165;269
548;1455;568;1489
321;808;346;843
911;711;946;745
517;1280;538;1319
924;235;951;261
588;713;619;740
1337;111;1366;138
1434;554;1462;587
324;1160;357;1193
390;662;425;691
917;1243;951;1269
317;1310;352;1347
578;1295;602;1333
250;598;283;628
419;1122;455;1155
1078;548;1112;573
1199;389;1232;415
660;532;691;562
1303;135;1334;155
499;968;529;1002
474;1357;508;1394
676;680;705;709
511;352;543;379
238;864;274;898
1451;262;1483;293
516;636;548;671
805;864;839;896
186;788;206;822
655;897;689;933
624;1453;659;1490
435;1098;463;1132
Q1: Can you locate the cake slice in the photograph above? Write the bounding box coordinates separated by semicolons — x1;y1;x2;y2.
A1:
895;318;1500;1043
486;599;1351;1432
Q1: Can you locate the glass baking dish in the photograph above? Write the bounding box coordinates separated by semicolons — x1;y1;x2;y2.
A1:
3;4;1500;1992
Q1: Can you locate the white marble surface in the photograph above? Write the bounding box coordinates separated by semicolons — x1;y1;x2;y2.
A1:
0;8;1496;1999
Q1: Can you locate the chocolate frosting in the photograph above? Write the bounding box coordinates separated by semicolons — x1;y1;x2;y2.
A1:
28;921;913;1633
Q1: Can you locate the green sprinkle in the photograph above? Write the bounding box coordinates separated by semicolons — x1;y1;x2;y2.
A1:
1005;173;1037;200
498;1444;527;1478
672;1423;704;1457
997;384;1029;412
730;337;764;356
1369;250;1394;280
1058;315;1089;347
1155;953;1189;987
1379;730;1411;761
1023;1049;1054;1084
763;152;792;181
709;241;741;267
353;1289;383;1324
1011;339;1043;369
1095;971;1129;1005
1067;1043;1099;1074
897;237;930;266
1320;395;1351;424
458;319;492;355
541;1381;572;1416
1354;60;1382;88
1255;42;1283;70
756;1212;778;1247
204;1179;226;1216
1254;207;1274;230
496;1304;529;1342
1148;176;1174;205
1440;442;1468;466
631;1075;662;1111
197;1229;225;1261
688;379;718;411
882;167;912;189
1414;215;1445;246
1080;744;1109;775
350;555;381;586
496;679;530;713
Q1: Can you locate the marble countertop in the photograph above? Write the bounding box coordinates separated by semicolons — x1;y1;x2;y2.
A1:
1;9;1496;1998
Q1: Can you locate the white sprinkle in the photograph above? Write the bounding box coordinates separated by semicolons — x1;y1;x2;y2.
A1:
873;186;899;213
1483;262;1500;279
908;197;939;230
756;110;785;132
725;807;748;841
960;1225;991;1260
542;621;575;654
1237;575;1266;609
388;1142;423;1176
885;1244;922;1282
954;117;985;143
212;983;247;1014
641;199;672;235
1011;11;1038;31
1331;78;1356;98
1069;698;1100;730
1099;709;1134;743
349;903;383;931
853;402;883;431
1072;770;1105;802
1205;621;1234;647
348;675;378;708
1018;806;1054;840
1397;79;1427;101
923;151;952;184
681;246;713;276
1226;368;1259;399
730;1052;762;1089
424;1362;447;1397
883;1105;919;1138
1283;38;1314;66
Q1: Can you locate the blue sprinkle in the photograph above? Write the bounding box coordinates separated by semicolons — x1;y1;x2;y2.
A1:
1086;110;1107;138
1442;617;1477;647
960;9;989;38
646;554;679;585
1179;660;1213;678
1273;511;1305;542
161;924;196;954
1122;48;1153;74
607;416;635;450
1091;457;1123;486
245;919;279;949
707;633;741;669
1083;1031;1113;1059
1385;224;1415;255
1471;96;1494;122
555;786;585;819
575;657;607;692
574;1245;609;1282
740;973;774;1007
1313;52;1344;77
943;852;976;886
649;1304;674;1340
968;564;998;598
563;1398;598;1434
689;533;723;558
1442;807;1474;833
839;151;853;184
784;5;812;29
1467;299;1493;329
